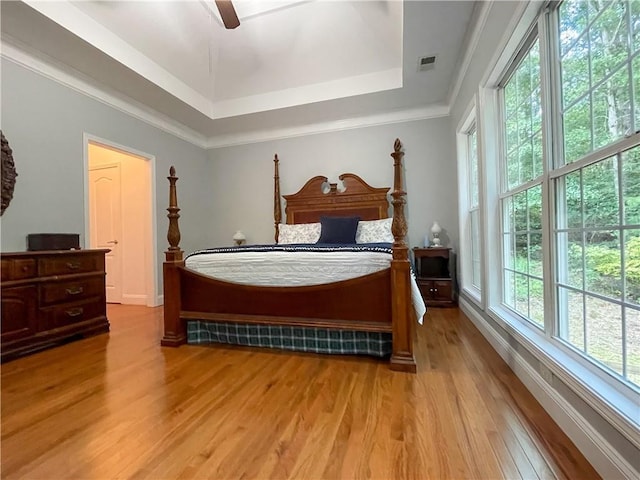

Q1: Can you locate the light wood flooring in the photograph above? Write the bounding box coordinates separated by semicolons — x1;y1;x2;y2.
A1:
1;304;600;479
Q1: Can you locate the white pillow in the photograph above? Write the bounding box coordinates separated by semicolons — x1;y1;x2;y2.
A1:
277;222;321;244
356;218;394;244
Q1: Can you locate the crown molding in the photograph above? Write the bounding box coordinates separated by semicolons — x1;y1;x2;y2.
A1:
446;0;491;107
205;104;450;149
2;38;450;152
1;37;209;148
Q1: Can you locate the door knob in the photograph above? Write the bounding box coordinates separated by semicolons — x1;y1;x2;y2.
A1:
106;240;118;245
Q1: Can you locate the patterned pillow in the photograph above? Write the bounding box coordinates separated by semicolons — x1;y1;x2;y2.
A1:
356;218;394;244
277;223;321;244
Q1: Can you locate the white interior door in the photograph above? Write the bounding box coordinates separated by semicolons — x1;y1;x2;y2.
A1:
89;164;123;303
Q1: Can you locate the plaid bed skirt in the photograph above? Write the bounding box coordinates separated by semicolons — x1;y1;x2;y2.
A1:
186;321;392;357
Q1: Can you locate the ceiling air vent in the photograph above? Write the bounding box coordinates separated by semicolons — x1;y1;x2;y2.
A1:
418;55;436;72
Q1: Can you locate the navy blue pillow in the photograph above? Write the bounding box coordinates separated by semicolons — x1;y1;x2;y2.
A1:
317;216;361;244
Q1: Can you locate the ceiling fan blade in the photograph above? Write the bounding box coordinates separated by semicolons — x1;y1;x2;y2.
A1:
215;0;240;29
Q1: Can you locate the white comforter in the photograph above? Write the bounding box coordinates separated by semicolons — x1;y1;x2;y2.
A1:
185;249;426;323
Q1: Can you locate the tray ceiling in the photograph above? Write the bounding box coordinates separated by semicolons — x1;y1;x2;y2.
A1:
1;0;476;142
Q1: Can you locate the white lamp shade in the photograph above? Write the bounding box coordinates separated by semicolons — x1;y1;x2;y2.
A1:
233;230;246;242
430;221;442;234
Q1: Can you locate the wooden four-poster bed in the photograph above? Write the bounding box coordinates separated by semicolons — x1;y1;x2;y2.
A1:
161;139;419;372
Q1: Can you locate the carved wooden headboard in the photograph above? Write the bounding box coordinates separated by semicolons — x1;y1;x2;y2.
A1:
282;173;390;225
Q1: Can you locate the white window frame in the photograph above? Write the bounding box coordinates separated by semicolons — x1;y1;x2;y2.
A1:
457;97;483;305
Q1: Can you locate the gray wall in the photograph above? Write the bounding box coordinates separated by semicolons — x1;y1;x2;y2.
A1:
449;1;639;473
0;59;210;290
207;118;458;252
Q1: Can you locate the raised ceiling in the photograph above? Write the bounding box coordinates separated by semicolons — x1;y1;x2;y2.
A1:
0;0;476;145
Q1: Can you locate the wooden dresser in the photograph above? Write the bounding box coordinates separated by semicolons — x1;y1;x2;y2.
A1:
1;249;110;362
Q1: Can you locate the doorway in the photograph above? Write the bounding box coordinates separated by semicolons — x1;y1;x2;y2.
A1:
84;136;158;306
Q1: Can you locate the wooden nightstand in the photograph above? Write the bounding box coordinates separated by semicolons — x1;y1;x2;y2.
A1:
413;247;456;307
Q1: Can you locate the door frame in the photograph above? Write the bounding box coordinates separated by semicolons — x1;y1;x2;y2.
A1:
83;133;159;307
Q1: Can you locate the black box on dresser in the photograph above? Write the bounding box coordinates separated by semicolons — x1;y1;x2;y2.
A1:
27;233;80;251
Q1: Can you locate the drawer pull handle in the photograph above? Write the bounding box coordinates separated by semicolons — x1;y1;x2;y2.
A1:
66;262;81;270
65;307;84;318
66;286;84;295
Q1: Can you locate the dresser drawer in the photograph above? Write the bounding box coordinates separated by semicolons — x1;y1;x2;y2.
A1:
40;276;104;306
38;254;102;276
40;298;105;330
1;258;37;282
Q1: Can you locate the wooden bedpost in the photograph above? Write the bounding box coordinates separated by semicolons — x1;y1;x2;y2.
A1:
389;139;417;373
161;166;186;347
274;154;282;243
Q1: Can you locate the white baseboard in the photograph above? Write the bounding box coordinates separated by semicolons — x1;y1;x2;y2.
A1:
154;294;164;307
121;294;148;306
459;297;639;480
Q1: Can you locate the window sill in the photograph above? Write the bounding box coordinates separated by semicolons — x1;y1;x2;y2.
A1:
485;304;640;449
461;286;482;307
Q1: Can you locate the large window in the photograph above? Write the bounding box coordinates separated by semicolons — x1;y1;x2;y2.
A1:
495;0;640;390
554;0;640;386
457;104;483;299
500;37;544;328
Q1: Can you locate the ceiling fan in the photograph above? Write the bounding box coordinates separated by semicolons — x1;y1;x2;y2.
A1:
215;0;240;29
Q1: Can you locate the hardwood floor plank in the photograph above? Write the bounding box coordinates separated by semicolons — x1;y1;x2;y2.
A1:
1;304;600;480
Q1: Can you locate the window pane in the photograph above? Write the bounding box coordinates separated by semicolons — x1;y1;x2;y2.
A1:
568;232;585;289
563;96;592;163
633;0;640;53
504;39;542;188
505;78;518;122
561;35;590;108
626;307;640;386
565;170;583;229
585;231;621;300
530;278;544;327
473;260;482;289
528;185;542;231
470;209;482;289
560;0;635;165
504;233;515;271
625;230;640;306
519;142;534;185
532;130;544;179
592;66;631;150
516;273;529;316
589;2;629;89
507;150;520;190
514;191;528;232
559;1;589;57
515;234;529;273
504;269;515;308
557;231;584;288
622;145;640;226
586;295;623;375
530;233;543;277
469;128;479;207
583;157;620;228
634;55;640;139
559;287;585;350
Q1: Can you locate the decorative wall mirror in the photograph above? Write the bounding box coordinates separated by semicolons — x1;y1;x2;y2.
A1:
1;130;18;216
